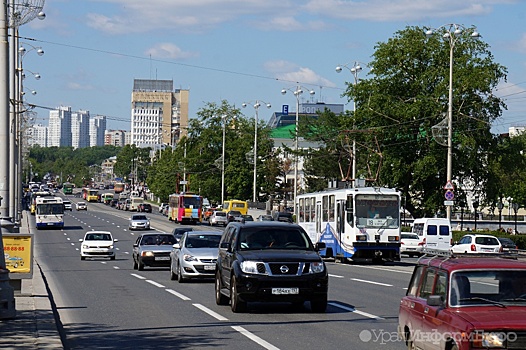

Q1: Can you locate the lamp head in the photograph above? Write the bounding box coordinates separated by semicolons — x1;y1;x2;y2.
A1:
335;66;342;73
266;103;271;109
37;11;46;20
37;48;44;56
242;103;247;108
281;89;287;95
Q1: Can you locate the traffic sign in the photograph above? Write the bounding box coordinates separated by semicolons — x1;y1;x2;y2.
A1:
444;190;454;200
444;200;454;206
443;180;455;190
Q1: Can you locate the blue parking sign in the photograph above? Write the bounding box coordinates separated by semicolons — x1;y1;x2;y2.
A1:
282;105;289;115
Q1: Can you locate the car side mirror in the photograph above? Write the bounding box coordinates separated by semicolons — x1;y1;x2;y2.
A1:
220;242;231;250
133;243;138;248
79;239;83;242
427;295;443;307
173;243;180;249
114;239;118;242
315;242;326;251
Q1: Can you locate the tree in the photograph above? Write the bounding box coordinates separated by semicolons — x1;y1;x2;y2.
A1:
301;26;507;218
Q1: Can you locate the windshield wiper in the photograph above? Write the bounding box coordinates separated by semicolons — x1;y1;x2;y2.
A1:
501;297;526;302
460;297;506;308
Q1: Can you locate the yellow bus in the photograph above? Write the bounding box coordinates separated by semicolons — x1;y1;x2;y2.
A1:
222;200;248;215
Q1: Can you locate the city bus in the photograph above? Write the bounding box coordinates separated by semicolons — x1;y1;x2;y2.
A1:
30;191;52;215
168;193;203;224
296;186;401;262
87;189;99;202
221;199;248;215
114;182;125;194
35;196;64;229
101;193;114;205
63;182;74;195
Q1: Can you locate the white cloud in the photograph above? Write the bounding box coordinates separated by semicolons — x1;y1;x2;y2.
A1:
145;43;198;60
264;60;336;87
82;0;514;35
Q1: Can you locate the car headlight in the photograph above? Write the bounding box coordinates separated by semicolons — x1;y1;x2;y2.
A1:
309;261;325;273
183;254;198;262
141;251;154;257
82;244;89;249
472;332;506;348
240;261;263;274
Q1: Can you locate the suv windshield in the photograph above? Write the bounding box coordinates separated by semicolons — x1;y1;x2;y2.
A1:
239;227;311;250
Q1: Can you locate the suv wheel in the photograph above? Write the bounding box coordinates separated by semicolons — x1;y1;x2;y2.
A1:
310;296;328;313
133;258;138;270
215;271;229;305
230;276;247;313
138;259;145;271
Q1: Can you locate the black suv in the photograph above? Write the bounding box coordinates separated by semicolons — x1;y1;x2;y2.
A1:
215;222;328;313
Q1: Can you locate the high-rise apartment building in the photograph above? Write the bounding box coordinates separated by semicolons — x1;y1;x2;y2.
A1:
104;129;126;147
90;115;107;147
131;79;189;148
28;124;48;147
48;106;72;147
72;110;90;149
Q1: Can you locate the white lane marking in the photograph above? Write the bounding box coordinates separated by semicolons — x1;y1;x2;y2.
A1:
123;252;130;255
113;266;120;269
131;273;146;280
347;264;413;275
146;280;165;288
101;262;107;264
70;243;75;246
351;278;393;287
232;326;280;350
193;303;228;321
329;274;344;278
63;233;67;236
328;302;384;320
75;248;79;251
66;237;70;240
165;289;191;301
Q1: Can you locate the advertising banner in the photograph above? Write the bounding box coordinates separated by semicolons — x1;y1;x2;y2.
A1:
2;235;32;274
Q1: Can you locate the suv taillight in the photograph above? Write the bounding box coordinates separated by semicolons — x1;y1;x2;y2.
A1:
471;244;476;252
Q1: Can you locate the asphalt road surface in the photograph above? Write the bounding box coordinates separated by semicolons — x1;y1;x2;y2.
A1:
33;196;415;350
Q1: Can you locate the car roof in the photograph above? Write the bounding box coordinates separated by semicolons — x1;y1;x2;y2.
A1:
139;232;171;237
84;230;111;236
227;221;302;229
186;231;222;236
418;255;526;271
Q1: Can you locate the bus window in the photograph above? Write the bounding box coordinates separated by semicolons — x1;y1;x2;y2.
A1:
322;196;328;222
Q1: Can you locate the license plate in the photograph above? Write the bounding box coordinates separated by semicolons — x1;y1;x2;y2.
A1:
204;265;215;270
155;257;170;261
482;248;494;252
406;248;416;251
272;287;299;295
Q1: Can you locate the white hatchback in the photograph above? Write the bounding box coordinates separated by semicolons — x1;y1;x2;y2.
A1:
80;231;118;260
451;234;502;254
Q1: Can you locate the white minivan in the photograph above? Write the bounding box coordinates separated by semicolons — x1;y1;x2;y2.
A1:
411;218;452;253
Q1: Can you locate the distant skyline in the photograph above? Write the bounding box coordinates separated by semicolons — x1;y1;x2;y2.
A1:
18;0;526;135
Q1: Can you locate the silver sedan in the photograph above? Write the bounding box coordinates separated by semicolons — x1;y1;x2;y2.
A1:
170;231;222;282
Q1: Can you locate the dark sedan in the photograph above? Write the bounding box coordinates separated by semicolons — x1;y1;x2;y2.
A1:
132;233;177;270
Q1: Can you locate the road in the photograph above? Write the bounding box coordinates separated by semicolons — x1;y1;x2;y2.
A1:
33;196;415;349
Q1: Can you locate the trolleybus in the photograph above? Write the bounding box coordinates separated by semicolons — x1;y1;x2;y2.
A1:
30;191;52;215
35;196;64;229
62;182;74;195
168;193;203;224
296;186;401;262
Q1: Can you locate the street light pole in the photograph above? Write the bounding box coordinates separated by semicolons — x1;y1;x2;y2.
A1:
221;115;226;205
336;61;364;186
425;24;480;220
242;100;271;203
281;86;314;209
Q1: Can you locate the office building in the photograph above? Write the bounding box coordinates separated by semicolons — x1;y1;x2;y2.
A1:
131;79;189;148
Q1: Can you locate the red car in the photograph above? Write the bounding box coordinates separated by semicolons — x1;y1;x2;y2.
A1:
399;254;526;350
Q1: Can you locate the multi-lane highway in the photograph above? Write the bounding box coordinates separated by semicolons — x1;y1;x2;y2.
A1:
33;196;415;349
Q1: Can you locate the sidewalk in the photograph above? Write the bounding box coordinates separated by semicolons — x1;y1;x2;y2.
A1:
0;215;64;349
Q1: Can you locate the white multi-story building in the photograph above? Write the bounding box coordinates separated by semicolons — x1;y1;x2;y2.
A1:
72;110;90;149
28;124;48;147
131;79;189;148
90;115;107;147
48;106;72;147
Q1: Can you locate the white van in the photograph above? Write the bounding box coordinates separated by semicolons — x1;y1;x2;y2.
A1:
411;218;452;253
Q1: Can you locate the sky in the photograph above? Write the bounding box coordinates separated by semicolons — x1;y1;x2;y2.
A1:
16;0;526;135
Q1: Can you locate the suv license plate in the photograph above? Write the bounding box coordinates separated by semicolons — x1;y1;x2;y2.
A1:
272;287;299;295
155;257;170;261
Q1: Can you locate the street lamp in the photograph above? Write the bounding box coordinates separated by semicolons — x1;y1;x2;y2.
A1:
473;196;479;232
497;201;504;230
336;61;364;186
281;86;315;208
221;115;227;205
513;202;519;234
425;24;480;220
242;100;271;203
